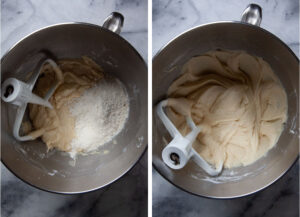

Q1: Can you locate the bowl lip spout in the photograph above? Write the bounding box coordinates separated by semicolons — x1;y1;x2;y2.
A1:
152;21;299;199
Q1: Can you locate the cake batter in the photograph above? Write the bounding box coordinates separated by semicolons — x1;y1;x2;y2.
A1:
166;50;287;168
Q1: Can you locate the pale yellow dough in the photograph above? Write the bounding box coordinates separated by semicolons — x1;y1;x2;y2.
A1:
28;57;103;152
166;50;287;168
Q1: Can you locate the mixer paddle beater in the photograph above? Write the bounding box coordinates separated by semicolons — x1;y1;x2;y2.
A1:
156;99;223;176
1;58;63;141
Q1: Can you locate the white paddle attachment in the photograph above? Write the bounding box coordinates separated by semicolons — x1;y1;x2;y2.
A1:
1;59;62;141
156;99;223;176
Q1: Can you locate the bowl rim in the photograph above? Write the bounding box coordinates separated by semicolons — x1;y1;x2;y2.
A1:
152;20;299;199
1;21;147;67
153;20;299;61
1;22;148;194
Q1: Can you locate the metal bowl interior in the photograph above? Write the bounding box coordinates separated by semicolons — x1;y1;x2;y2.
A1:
152;22;299;198
1;23;147;193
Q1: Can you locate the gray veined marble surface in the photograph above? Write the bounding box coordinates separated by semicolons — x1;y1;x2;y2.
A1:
152;0;299;217
1;0;148;217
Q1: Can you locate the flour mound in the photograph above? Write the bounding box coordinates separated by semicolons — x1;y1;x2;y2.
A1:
69;77;129;157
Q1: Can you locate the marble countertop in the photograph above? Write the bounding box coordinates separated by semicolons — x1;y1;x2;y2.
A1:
1;0;300;216
152;0;299;217
1;0;147;217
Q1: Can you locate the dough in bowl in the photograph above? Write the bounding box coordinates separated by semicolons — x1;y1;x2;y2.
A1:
27;57;129;158
166;50;287;168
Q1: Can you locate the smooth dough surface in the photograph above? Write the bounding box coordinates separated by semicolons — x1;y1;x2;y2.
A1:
166;50;287;168
28;57;103;152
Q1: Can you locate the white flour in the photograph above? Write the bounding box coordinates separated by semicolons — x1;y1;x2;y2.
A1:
69;77;129;157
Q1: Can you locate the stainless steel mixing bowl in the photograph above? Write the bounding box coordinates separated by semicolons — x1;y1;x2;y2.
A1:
153;4;299;198
1;12;147;193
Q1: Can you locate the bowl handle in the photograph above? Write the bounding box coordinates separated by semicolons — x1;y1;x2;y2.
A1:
241;4;262;26
102;12;124;34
